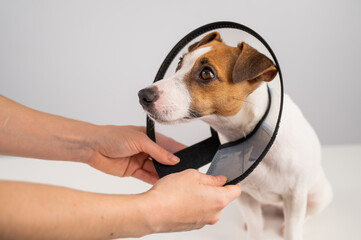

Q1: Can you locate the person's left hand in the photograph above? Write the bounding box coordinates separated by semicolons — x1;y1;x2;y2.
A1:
86;125;185;184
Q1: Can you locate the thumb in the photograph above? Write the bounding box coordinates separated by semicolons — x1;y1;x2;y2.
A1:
198;173;228;186
139;135;180;165
222;183;242;203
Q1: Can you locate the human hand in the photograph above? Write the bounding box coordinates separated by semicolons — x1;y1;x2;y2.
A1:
142;169;242;233
86;125;185;184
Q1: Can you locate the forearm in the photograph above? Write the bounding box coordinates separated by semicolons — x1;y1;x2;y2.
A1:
0;180;152;239
0;95;97;162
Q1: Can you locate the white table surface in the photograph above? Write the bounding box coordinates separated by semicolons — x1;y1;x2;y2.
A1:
0;144;360;239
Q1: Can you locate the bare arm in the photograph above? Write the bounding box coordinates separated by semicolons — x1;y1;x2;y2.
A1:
0;95;242;238
0;181;151;239
0;95;97;161
0;171;241;239
0;95;182;183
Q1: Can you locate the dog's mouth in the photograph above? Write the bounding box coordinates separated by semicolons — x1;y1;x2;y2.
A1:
147;113;191;125
145;108;201;125
186;109;203;119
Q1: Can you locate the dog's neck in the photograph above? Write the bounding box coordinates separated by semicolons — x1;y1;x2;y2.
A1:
201;83;269;144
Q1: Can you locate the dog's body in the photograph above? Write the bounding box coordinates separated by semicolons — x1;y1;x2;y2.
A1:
229;84;332;240
138;32;332;240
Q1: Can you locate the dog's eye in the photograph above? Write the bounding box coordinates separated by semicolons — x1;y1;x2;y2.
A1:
200;68;215;80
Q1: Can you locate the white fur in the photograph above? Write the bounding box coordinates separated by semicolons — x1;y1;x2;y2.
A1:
202;82;332;240
142;45;332;240
150;47;211;123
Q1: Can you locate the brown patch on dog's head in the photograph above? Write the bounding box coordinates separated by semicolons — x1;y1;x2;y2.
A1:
188;32;222;52
182;32;278;117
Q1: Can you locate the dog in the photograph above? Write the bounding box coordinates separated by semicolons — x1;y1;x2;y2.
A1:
138;32;332;240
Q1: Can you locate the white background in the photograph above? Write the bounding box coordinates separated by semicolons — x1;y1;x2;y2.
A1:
0;0;360;145
1;0;361;239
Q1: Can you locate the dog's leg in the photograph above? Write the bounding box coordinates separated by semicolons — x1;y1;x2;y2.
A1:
282;190;307;240
238;192;263;240
306;171;333;220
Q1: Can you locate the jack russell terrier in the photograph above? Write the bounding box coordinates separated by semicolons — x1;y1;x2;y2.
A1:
138;32;332;240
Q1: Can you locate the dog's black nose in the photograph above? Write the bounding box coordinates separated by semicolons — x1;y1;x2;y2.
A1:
138;87;159;107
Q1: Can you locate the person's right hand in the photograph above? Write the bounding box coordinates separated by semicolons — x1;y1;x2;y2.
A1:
142;169;242;233
85;125;185;184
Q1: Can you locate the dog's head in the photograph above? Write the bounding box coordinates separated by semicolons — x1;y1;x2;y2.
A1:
138;32;278;124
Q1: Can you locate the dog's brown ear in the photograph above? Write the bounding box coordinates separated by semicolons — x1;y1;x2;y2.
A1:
232;42;278;83
188;32;222;52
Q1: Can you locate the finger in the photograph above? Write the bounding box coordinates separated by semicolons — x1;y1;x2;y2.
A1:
222;184;242;202
88;152;126;177
155;132;187;153
143;158;158;175
130;125;186;153
124;152;148;176
132;169;159;185
139;136;180;165
198;173;227;186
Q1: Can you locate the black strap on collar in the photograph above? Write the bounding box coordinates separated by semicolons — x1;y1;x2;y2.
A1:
147;21;284;184
154;128;220;177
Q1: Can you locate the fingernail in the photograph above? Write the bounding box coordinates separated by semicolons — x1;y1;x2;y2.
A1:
168;154;180;163
217;175;227;183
